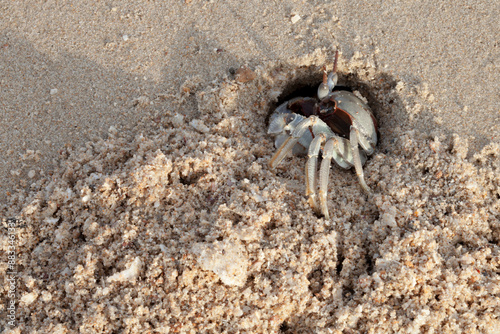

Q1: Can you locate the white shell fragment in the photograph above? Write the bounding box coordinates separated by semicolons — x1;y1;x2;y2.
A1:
107;257;143;283
190;119;210;133
193;239;249;287
20;292;39;306
290;14;301;24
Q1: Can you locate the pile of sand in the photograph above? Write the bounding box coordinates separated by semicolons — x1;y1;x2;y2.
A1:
2;51;499;333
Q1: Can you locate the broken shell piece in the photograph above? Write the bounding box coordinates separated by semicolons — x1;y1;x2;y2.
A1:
193;239;249;287
107;257;142;283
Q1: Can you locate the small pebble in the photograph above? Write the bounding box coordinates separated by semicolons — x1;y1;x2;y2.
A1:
108;126;118;135
172;114;185;127
235;66;256;83
291;14;301;24
50;88;58;95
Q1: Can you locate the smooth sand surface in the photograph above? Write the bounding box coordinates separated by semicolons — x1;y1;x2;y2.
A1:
1;1;499;333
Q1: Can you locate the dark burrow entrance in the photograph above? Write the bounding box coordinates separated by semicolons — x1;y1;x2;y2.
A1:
264;62;405;162
266;66;398;128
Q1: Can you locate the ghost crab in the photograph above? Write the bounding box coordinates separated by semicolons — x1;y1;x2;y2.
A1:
268;51;378;219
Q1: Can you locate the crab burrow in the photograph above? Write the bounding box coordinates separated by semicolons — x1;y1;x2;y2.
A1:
268;51;378;219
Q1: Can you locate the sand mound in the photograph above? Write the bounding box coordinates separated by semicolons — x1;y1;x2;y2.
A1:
2;50;499;333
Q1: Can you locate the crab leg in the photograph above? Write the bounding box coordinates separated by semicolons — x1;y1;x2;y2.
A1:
305;133;326;214
319;138;336;220
350;126;371;193
269;116;317;168
353;119;377;155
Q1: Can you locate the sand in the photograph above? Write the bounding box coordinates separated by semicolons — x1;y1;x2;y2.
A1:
1;1;499;333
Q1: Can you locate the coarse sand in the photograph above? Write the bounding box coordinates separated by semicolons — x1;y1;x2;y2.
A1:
1;1;499;333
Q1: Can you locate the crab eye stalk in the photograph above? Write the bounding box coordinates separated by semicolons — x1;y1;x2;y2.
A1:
318;52;340;99
327;51;339;91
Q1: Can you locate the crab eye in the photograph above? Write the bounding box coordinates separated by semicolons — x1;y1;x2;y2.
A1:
327;72;338;90
317;83;330;100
